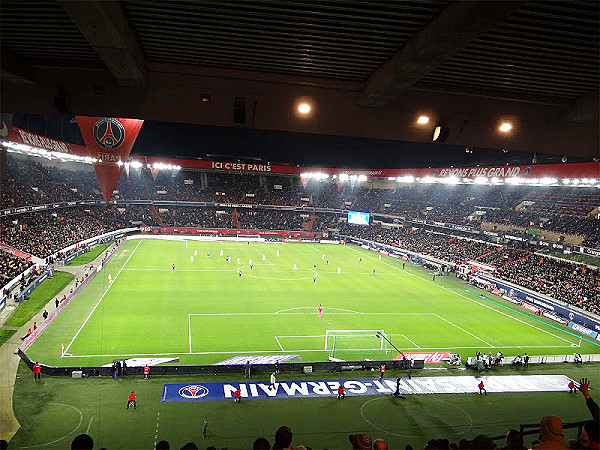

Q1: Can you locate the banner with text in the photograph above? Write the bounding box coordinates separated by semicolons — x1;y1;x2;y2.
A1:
161;374;572;402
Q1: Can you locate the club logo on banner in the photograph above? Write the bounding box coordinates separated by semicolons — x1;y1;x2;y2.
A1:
76;116;143;204
93;118;126;150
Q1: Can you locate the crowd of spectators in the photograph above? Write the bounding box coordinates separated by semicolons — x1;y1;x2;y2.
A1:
475;246;532;267
497;254;600;314
0;250;33;287
4;155;599;245
0;207;155;258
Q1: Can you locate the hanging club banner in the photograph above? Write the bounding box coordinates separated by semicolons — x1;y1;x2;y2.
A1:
76;116;144;204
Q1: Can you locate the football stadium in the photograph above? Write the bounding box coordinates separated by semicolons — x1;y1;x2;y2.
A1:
1;2;599;449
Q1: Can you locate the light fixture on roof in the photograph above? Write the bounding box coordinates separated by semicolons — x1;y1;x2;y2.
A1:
416;115;430;125
298;103;311;114
432;123;450;142
499;122;513;133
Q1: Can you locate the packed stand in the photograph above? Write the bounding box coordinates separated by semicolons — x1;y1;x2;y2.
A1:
496;254;600;314
0;207;156;258
0;251;33;287
475;246;532;268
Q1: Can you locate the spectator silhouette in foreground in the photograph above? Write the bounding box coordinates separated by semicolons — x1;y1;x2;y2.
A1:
274;426;293;449
71;433;93;449
252;437;270;449
503;429;526;450
569;377;600;449
533;415;567;450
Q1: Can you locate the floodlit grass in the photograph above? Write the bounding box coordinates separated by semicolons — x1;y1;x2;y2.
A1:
26;239;600;367
5;271;73;327
9;361;599;449
67;243;112;266
0;329;17;345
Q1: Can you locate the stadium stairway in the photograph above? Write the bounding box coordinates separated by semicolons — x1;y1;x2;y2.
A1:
151;206;164;227
0;242;119;442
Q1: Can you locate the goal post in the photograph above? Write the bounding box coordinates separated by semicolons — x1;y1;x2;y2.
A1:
325;329;388;357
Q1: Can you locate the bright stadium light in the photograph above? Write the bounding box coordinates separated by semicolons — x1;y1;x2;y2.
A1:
339;174;349;181
416;115;430;125
443;176;460;184
475;176;488;184
358;175;368;182
397;175;414;183
422;176;436;183
388;176;396;181
499;122;513;133
562;178;571;185
298;103;311;114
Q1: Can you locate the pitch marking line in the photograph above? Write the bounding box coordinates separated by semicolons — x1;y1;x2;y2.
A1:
19;403;83;448
188;312;434;316
401;334;421;348
275;336;284;351
433;313;494;347
86;416;94;434
63;240;143;355
63;343;578;359
346;245;576;346
188;314;192;353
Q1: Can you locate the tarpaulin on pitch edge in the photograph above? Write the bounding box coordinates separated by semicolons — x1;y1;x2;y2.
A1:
161;375;572;402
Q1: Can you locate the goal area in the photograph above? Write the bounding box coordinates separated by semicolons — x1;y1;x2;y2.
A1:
325;329;388;357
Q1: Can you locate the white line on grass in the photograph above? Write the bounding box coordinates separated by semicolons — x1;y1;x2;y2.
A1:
19;403;83;448
62;344;578;359
274;306;363;314
188;314;192;353
275;336;284;351
401;334;421;348
86;416;94;434
345;245;576;346
188;312;434;316
433;313;494;347
63;240;142;355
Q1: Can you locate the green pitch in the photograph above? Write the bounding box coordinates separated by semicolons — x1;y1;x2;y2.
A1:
27;239;599;367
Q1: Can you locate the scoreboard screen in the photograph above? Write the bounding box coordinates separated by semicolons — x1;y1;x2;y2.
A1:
348;211;370;225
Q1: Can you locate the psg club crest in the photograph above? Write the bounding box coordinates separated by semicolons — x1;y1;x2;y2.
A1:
93;117;126;150
178;385;209;399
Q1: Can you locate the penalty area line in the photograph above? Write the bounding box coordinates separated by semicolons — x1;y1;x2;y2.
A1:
275;336;284;351
345;245;578;347
434;313;494;347
63;240;142;355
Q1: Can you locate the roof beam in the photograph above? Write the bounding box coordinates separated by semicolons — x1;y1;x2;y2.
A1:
57;0;147;88
1;48;37;83
358;1;526;107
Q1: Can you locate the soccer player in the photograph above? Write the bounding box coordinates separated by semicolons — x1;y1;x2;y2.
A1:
523;352;529;368
359;257;362;262
250;262;253;270
226;256;231;263
318;304;323;317
234;388;241;403
33;322;37;331
172;264;175;272
432;273;436;282
337;385;345;399
568;380;576;393
402;262;406;269
127;391;136;409
270;372;277;391
108;274;112;283
143;365;149;380
277;250;280;257
207;252;211;258
313;275;317;285
220;249;224;256
262;254;266;261
337;267;341;275
293;264;297;270
33;361;41;380
194;250;197;256
313;263;317;269
326;259;329;266
380;364;386;379
190;255;194;263
238;270;243;278
373;268;376;275
322;254;325;260
478;381;487;395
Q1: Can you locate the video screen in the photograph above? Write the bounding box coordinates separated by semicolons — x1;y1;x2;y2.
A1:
348;211;370;225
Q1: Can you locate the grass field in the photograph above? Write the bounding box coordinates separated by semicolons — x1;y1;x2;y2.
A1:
9;361;599;449
26;239;600;368
5;271;73;328
67;243;112;266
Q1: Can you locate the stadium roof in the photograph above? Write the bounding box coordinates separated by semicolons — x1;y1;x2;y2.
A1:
1;0;598;159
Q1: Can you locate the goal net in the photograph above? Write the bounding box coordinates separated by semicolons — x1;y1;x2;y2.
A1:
325;330;388;358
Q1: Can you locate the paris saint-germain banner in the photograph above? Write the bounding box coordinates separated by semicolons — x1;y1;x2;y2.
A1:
76;116;144;204
161;374;572;402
